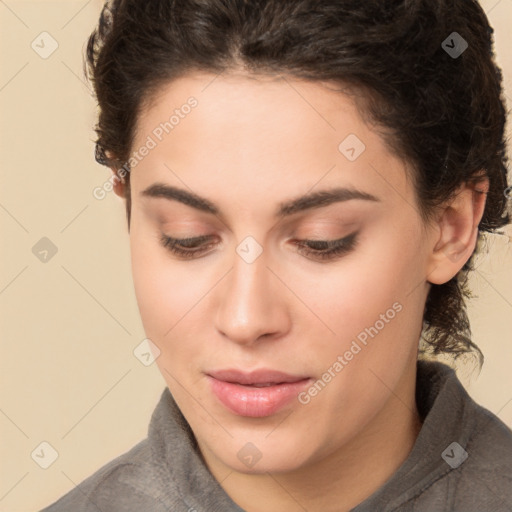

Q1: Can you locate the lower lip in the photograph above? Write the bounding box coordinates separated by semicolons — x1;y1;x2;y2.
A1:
207;376;312;417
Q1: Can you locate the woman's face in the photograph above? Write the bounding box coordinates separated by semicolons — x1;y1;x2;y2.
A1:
128;72;435;473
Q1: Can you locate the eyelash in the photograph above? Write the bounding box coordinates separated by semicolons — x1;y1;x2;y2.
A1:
159;232;358;261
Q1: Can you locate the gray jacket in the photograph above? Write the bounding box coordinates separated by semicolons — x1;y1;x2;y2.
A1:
40;360;512;511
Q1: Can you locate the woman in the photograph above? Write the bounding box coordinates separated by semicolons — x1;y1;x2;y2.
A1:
42;0;512;510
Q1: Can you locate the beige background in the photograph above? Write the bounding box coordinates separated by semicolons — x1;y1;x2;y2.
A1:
0;1;511;511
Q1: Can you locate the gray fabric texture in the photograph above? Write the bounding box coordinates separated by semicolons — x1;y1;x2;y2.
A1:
40;360;512;512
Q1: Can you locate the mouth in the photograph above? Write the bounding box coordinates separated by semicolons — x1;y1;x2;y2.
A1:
206;369;312;417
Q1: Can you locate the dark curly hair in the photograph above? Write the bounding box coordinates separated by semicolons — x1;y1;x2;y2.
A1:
85;0;510;368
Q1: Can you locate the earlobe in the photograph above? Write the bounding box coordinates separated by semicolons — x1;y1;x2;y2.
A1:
426;177;489;285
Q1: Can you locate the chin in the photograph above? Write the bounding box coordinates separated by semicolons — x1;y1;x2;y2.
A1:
202;432;318;475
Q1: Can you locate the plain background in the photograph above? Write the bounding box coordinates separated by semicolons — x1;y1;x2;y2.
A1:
0;1;511;511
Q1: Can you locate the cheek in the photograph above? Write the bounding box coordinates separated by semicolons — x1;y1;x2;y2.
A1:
130;226;190;338
302;227;423;344
293;231;426;421
129;223;221;372
293;232;424;437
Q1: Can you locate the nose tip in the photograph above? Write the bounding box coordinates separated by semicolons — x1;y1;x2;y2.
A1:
214;250;289;346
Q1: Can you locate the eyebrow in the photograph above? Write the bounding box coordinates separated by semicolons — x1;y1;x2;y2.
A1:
141;183;380;218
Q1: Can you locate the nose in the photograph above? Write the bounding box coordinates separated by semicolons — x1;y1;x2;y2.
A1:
214;246;290;346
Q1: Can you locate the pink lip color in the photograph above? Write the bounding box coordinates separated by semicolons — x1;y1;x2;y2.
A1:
206;369;312;418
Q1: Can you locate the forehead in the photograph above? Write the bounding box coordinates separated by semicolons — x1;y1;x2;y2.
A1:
130;72;413;219
135;72;368;153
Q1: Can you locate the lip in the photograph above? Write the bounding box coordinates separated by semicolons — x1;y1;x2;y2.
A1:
206;369;312;417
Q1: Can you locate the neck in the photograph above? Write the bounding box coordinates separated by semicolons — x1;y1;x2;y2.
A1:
201;359;422;512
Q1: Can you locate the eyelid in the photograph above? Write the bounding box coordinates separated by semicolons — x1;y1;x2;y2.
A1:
159;231;359;261
295;218;359;234
293;232;358;259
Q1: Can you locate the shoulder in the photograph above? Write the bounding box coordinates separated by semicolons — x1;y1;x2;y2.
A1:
397;361;512;511
39;439;171;512
413;398;512;511
449;402;512;510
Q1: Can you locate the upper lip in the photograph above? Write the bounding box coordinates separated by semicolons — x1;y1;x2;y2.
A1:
207;369;310;385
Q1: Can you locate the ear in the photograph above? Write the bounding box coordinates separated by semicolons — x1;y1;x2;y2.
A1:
426;176;489;285
111;167;127;199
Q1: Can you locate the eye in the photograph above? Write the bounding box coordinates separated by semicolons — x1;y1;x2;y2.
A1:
160;234;216;259
159;232;359;261
293;232;358;261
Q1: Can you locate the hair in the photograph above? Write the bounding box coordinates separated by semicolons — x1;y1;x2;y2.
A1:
85;0;510;369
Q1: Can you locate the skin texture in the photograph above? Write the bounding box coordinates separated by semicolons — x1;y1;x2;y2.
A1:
112;72;488;512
